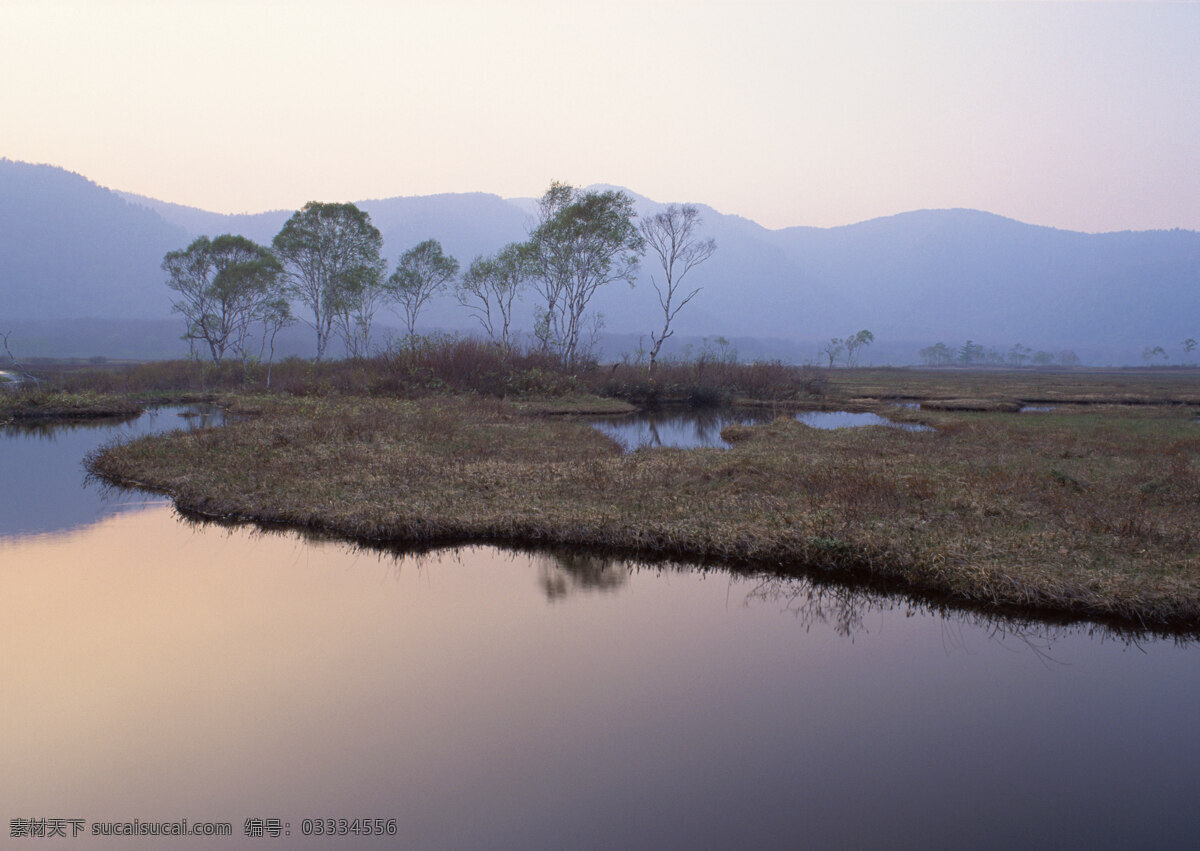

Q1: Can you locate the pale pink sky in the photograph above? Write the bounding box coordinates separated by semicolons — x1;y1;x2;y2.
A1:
2;0;1196;232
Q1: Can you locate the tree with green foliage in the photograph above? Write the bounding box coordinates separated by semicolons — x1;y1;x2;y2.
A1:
331;268;389;358
958;340;985;366
388;239;459;339
272;202;384;360
919;342;954;366
162;234;285;366
1007;343;1031;367
526;182;643;369
640;204;716;374
456;242;530;351
844;329;874;366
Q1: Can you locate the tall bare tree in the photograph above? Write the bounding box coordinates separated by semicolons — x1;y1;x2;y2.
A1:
639;204;716;373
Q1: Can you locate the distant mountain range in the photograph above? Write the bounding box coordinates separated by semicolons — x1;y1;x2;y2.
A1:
3;158;1198;364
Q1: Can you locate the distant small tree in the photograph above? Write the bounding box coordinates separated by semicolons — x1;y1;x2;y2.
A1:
1183;338;1196;363
389;239;459;338
821;337;844;368
639;204;717;374
843;329;874;366
456;243;530;351
1031;350;1055;366
1007;343;1031;367
958;340;985;366
1058;350;1080;367
919;342;953;366
1143;345;1168;365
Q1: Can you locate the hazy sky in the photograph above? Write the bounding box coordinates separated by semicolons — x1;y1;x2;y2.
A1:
2;1;1197;232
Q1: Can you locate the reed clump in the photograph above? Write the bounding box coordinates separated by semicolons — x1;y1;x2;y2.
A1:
89;394;1200;630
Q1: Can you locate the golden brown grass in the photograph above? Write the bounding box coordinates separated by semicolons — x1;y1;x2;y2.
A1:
88;393;1200;632
833;366;1200;406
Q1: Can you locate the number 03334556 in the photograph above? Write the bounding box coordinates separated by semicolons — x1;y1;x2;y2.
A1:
300;818;397;836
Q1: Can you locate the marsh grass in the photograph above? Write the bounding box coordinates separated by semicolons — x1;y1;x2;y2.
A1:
89;393;1200;631
0;389;144;421
834;366;1200;406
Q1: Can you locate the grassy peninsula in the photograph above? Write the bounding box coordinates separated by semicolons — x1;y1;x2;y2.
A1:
74;351;1200;632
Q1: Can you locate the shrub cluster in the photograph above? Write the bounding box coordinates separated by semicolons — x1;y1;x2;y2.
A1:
22;336;828;405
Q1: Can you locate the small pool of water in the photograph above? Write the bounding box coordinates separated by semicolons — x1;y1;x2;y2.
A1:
593;408;934;450
591;409;775;450
796;410;934;432
1020;405;1057;413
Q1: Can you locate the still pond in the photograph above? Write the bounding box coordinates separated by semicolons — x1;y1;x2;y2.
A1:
1;408;1198;847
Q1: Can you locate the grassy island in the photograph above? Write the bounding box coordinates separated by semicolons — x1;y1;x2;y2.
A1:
83;361;1200;632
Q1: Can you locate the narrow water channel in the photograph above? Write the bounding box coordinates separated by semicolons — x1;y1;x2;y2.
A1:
2;410;1198;847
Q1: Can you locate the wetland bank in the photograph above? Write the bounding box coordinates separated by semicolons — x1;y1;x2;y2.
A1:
30;351;1198;633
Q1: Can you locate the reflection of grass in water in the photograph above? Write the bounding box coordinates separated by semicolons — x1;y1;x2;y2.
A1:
4;404;225;440
3;413;141;440
89;394;1200;633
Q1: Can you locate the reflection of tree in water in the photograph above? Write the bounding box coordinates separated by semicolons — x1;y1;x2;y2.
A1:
174;407;228;430
740;572;1197;651
536;551;629;601
597;408;772;450
744;575;894;638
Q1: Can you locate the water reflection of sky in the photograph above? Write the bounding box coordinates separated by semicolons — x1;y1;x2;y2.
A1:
794;409;934;432
594;409;932;450
0;405;225;539
591;409;774;450
3;411;1199;847
4;514;1199;848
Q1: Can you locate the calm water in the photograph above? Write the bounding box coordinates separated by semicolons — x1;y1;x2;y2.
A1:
3;410;1199;848
591;409;775;450
793;409;934;432
594;408;930;450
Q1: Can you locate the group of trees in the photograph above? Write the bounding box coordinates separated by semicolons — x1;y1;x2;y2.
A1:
821;330;875;367
166;202;462;366
919;340;1080;368
1142;339;1198;365
164;183;719;371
